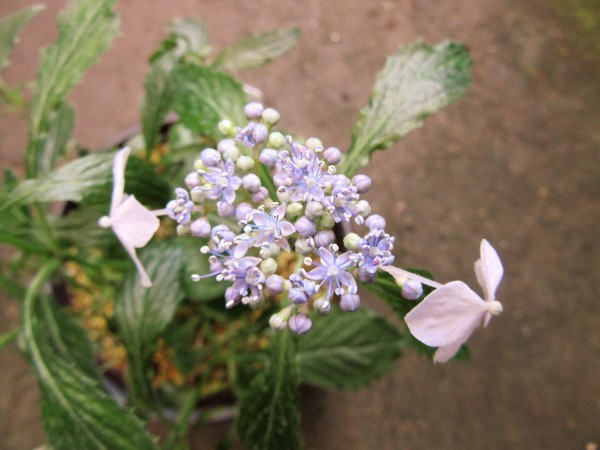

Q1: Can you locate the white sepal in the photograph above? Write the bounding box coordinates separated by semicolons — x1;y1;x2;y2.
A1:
474;238;503;301
99;147;159;287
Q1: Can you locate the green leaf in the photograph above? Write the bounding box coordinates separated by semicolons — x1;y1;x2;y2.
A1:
0;151;171;214
212;28;300;71
296;308;404;389
25;0;119;177
0;4;45;71
237;330;301;450
150;18;210;64
340;41;472;176
114;240;185;409
172;64;247;137
0;328;18;350
22;262;158;450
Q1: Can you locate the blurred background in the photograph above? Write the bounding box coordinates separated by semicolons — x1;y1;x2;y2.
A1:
0;0;598;448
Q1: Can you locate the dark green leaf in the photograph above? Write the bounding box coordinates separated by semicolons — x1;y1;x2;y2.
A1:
172;64;247;137
1;151;171;214
0;4;44;71
237;330;301;450
141;53;177;152
114;240;185;409
212;28;300;71
341;41;472;176
22;263;158;450
296;307;404;389
25;0;119;177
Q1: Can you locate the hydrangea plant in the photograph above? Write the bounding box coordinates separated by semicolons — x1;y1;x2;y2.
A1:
0;1;504;449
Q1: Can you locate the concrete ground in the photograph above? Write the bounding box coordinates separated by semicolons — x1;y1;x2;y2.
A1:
1;0;599;449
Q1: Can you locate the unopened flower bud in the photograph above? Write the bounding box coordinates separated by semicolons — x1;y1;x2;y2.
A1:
313;297;331;315
237;155;255;172
223;145;240;161
190;186;204;203
242;173;261;193
352;174;372;193
201;148;221;167
365;214;386;230
295;216;317;237
488;300;503;316
177;224;191;236
295;238;311;255
305;137;322;150
305;201;324;219
218;120;236;136
340;293;360;312
190;218;211;237
313;230;335;248
244;102;264;119
193;159;206;171
269;306;292;331
261;107;280;125
265;274;284;295
260;258;278;276
320;212;335;229
323;146;342;165
259;148;279;167
356;200;371;217
289;314;312;335
357;267;376;283
252;187;269;203
286;202;303;218
268;132;286;149
217;202;235;218
185;172;201;188
261;242;281;259
236;202;253;221
401;279;423;300
343;232;361;250
277;187;292;203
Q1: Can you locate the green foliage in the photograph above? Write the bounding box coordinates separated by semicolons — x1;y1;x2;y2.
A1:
341;41;472;176
237;330;301;450
0;151;171;214
22;262;158;450
172;64;247;137
25;0;119;177
0;4;44;71
296;308;404;389
180;237;227;302
114;240;185;410
212;28;301;71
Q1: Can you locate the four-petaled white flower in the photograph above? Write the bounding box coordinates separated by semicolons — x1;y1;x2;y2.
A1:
99;147;160;287
380;239;504;363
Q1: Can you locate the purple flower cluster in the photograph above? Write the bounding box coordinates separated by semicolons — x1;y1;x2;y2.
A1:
166;102;403;334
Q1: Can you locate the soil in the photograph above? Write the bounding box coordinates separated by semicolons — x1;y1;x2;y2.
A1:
1;0;599;449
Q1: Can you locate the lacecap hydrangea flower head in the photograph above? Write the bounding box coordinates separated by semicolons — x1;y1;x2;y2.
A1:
104;101;504;360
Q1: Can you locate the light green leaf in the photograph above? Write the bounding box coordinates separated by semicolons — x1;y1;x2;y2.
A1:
114;240;185;409
212;28;300;71
0;328;18;350
0;4;44;71
25;0;119;177
1;151;171;214
341;41;472;176
172;64;247;136
237;330;301;450
150;18;210;64
22;262;158;450
296;308;404;389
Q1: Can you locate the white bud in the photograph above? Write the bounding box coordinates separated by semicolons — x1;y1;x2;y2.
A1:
218;120;236;136
305;201;325;219
261;107;280;125
237;155;255;171
305;137;322;150
488;300;503;316
277;187;292;203
244;102;264;119
286;202;304;218
313;297;331;315
260;258;278;276
268;132;286;149
242;173;261;193
320;212;335;229
343;232;361;250
356;200;371;217
185;172;201;188
295;238;311;255
177;224;191;236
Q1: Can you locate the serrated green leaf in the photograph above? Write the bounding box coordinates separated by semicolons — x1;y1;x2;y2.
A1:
0;4;44;71
22;262;158;450
45;100;75;163
212;28;300;71
1;151;171;214
237;330;301;450
150;18;210;64
172;64;247;136
25;0;119;177
296;308;404;389
114;240;185;409
341;40;472;176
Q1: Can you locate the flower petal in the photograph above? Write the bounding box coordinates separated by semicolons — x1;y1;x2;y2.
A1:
120;239;152;288
110;147;130;215
474;239;504;301
405;281;487;347
279;221;295;237
307;266;328;281
112;195;160;248
433;340;464;363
